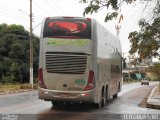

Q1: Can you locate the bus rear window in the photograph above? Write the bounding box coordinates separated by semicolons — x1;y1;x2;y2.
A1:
43;18;91;39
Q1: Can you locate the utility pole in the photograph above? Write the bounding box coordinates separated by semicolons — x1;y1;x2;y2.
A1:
30;0;33;88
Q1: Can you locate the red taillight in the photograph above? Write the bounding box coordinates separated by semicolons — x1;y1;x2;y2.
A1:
84;70;95;91
86;18;91;21
46;17;50;20
38;68;47;89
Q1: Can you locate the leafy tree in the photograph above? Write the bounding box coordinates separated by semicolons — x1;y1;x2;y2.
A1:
0;24;39;84
80;0;160;64
148;63;160;80
128;0;159;64
129;17;160;61
79;0;139;22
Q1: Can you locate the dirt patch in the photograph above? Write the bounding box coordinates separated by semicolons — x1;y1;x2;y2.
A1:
153;85;160;96
139;85;160;109
139;86;154;108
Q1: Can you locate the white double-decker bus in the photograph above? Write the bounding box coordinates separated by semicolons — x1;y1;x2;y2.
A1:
38;16;122;108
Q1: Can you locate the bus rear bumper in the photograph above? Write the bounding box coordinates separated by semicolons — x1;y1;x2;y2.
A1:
38;87;96;103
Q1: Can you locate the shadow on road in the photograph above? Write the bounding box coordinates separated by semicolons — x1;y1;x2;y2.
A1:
37;99;121;120
50;97;118;112
51;103;96;112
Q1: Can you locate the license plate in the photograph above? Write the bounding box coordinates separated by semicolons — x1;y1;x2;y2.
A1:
59;93;69;97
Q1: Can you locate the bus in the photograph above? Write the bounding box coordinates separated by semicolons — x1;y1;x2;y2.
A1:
38;16;122;108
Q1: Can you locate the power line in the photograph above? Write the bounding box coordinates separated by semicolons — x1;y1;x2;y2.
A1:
33;22;41;31
0;15;26;23
33;0;53;15
45;0;67;15
0;7;18;14
0;5;30;21
18;9;41;27
0;6;29;18
49;0;68;15
0;11;27;20
0;4;19;12
0;9;27;19
18;9;30;17
44;0;62;15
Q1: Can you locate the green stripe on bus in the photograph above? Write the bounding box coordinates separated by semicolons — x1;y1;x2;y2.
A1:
47;38;89;46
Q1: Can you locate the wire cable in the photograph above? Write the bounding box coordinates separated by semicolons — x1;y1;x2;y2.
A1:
43;0;62;15
46;0;67;15
33;0;52;15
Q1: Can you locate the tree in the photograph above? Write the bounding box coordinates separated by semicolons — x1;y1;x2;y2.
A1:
129;17;160;61
148;63;160;80
79;0;160;63
79;0;140;22
0;24;39;84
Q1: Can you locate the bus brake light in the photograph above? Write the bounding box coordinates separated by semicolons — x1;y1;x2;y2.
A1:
86;18;91;21
38;68;47;89
84;70;95;91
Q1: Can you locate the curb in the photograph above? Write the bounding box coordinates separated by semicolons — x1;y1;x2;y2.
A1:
147;86;160;109
0;89;35;95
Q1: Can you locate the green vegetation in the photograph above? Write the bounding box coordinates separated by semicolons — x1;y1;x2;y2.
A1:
147;63;160;81
129;17;160;62
79;0;154;22
123;78;139;84
0;24;39;84
80;0;160;61
80;0;121;22
0;83;38;94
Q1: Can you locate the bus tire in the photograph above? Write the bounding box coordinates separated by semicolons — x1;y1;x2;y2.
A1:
113;93;118;98
94;95;103;109
101;99;106;107
105;86;108;101
95;88;106;109
51;101;59;106
118;82;121;92
101;89;106;107
94;102;101;109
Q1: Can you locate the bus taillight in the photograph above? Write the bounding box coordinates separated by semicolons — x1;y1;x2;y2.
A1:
86;18;91;21
38;68;47;89
46;17;50;20
84;70;95;91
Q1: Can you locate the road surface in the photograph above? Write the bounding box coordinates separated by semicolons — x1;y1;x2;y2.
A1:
0;82;159;120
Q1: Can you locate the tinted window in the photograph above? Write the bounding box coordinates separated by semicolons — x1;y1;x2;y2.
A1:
43;18;91;39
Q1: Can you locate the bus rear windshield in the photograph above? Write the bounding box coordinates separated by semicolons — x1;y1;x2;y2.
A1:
43;18;91;39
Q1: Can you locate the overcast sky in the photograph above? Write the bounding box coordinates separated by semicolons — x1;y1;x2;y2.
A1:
0;0;156;54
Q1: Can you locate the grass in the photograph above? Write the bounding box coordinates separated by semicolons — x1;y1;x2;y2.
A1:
0;83;38;94
123;79;140;84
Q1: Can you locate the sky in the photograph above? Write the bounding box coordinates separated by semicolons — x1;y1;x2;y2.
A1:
0;0;156;54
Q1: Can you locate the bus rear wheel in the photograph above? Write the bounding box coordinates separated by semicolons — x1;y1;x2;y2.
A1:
94;101;101;109
51;101;60;106
94;96;103;109
94;89;105;109
101;90;106;107
113;93;118;98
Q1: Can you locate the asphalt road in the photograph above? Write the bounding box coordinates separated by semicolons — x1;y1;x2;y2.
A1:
0;82;159;120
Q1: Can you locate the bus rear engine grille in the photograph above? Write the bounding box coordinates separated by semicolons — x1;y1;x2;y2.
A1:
45;52;87;74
